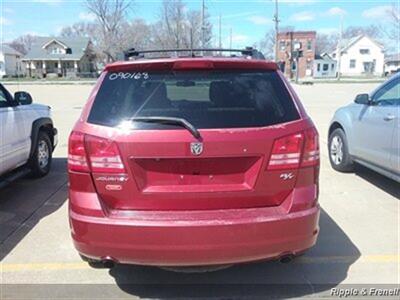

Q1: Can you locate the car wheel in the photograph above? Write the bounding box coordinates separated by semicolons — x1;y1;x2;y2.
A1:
328;128;354;172
30;131;52;178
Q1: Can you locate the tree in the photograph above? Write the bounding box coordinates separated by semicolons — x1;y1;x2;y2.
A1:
152;0;213;50
154;0;190;49
9;34;38;55
384;3;400;43
258;29;275;60
60;22;98;38
315;33;339;54
258;27;296;60
120;19;152;50
85;0;134;61
342;25;382;39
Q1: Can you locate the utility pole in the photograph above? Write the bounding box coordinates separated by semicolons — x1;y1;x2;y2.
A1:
219;13;222;52
337;14;344;81
273;0;280;62
289;31;293;79
190;27;194;57
201;0;205;49
229;27;233;49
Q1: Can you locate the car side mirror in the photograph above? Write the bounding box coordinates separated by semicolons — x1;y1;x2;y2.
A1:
14;91;33;105
354;93;371;105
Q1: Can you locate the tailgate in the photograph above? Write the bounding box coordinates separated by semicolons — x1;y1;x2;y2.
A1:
92;124;303;210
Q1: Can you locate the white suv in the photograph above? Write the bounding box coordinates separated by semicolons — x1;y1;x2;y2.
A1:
0;83;57;187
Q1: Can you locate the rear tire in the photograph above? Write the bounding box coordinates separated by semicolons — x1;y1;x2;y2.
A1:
328;128;354;172
29;131;52;178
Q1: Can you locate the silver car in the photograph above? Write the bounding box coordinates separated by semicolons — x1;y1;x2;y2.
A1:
328;74;400;182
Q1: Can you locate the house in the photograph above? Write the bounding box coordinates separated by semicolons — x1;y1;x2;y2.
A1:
276;31;316;79
0;44;24;78
313;53;337;78
384;53;400;76
22;37;96;78
331;35;384;77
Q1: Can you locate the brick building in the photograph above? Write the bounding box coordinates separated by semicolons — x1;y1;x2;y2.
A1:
276;31;316;79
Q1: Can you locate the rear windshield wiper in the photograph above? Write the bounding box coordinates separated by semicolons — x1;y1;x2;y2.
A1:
129;116;201;140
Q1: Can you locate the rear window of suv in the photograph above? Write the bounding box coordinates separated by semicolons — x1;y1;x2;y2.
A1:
88;70;300;129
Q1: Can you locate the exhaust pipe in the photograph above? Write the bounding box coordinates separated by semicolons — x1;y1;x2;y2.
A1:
279;254;294;264
101;257;116;268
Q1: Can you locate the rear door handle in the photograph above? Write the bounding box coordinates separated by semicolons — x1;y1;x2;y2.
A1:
384;114;396;121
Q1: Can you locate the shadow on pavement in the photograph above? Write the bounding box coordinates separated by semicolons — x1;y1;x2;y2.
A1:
355;164;400;199
0;158;68;261
109;209;361;298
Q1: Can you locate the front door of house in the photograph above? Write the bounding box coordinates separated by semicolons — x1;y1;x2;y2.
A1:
363;61;375;74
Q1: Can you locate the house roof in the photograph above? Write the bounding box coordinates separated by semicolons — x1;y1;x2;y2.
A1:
315;53;334;61
385;53;400;62
23;36;90;60
1;44;22;56
337;35;384;52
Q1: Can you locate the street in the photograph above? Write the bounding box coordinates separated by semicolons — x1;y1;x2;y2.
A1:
1;82;399;299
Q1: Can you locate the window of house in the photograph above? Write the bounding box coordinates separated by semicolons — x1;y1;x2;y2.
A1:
279;40;286;51
331;63;334;70
293;40;301;50
350;59;356;68
51;47;64;54
317;63;320;72
323;64;329;71
307;40;312;50
55;62;58;68
360;49;370;55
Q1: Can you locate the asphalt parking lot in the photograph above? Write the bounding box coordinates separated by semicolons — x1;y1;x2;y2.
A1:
1;82;399;299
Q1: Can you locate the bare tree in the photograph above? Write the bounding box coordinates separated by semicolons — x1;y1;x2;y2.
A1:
385;3;400;42
154;0;186;49
315;33;339;54
258;29;275;60
9;34;38;55
153;0;212;50
258;27;295;60
343;25;382;39
85;0;134;61
120;19;152;50
388;3;400;24
60;22;98;38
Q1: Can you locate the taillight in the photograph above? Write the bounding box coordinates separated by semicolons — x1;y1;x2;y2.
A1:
85;135;126;173
68;131;89;172
68;132;126;174
268;133;304;170
301;127;319;167
172;60;214;70
267;128;319;170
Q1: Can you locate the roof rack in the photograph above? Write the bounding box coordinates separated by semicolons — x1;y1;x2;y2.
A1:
123;47;265;61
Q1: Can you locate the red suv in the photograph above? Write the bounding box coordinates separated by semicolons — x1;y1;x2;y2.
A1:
68;49;320;269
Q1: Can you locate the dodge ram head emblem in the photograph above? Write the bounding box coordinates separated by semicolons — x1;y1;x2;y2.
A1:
190;142;203;156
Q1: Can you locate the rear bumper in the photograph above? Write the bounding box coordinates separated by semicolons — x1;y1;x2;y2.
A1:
70;198;320;266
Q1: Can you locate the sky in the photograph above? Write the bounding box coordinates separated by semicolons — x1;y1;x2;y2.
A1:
0;0;398;48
